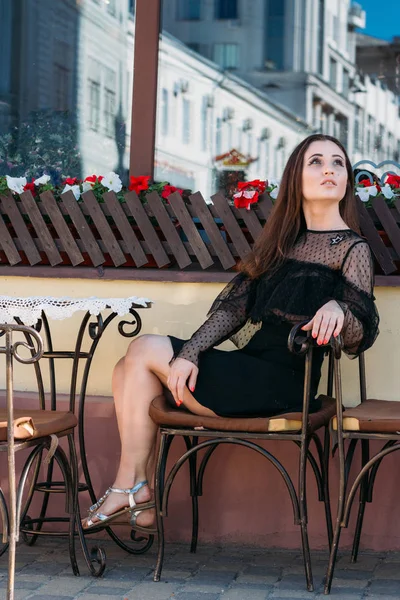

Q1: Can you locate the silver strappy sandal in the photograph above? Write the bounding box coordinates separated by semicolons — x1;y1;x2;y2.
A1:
84;480;153;531
130;507;157;535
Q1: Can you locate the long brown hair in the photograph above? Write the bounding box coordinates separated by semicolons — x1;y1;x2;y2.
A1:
239;134;359;279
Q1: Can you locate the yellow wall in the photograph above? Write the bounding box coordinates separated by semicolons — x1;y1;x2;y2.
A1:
0;275;397;406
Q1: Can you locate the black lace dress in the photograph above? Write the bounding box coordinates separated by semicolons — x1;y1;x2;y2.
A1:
168;229;379;418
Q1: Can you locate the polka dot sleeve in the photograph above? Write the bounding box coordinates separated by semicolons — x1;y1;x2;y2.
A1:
173;273;254;367
335;241;379;356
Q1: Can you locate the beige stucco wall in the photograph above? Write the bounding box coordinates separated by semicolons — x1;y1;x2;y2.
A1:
0;275;398;406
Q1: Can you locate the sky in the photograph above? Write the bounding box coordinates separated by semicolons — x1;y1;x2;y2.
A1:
359;0;399;41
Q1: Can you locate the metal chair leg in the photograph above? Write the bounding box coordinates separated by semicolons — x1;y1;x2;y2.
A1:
7;467;16;600
184;436;199;554
323;427;333;549
351;439;369;563
154;433;172;582
299;439;313;592
19;449;42;546
307;430;333;549
324;439;348;594
324;363;346;595
53;442;79;577
68;433;106;577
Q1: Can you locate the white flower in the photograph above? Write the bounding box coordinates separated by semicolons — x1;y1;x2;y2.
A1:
101;171;122;193
356;187;370;202
62;184;81;201
381;184;394;200
269;178;280;200
6;175;27;194
368;184;379;197
34;174;51;186
81;181;92;193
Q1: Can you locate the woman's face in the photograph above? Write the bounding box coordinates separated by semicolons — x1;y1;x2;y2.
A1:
302;140;348;205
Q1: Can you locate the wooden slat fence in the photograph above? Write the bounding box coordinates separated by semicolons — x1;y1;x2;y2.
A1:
0;188;399;275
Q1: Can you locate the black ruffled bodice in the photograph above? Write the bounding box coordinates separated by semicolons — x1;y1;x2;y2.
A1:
174;229;380;367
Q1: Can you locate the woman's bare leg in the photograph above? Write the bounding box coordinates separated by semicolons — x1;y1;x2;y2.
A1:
83;334;215;528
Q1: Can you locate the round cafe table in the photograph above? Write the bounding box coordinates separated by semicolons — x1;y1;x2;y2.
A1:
0;294;153;575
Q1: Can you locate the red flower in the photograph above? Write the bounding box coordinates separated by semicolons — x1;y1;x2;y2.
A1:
85;174;103;184
358;177;381;193
233;190;259;209
237;179;267;193
357;176;372;186
161;185;183;200
64;177;78;186
23;181;35;193
386;174;400;189
129;175;151;193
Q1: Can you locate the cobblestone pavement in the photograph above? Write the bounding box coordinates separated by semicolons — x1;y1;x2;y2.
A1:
1;538;400;600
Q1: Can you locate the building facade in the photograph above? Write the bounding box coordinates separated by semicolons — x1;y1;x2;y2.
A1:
163;0;400;167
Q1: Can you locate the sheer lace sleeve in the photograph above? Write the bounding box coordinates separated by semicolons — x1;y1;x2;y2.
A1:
335;241;379;356
172;273;255;367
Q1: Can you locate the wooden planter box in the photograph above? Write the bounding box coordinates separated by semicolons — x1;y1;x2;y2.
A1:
0;188;399;277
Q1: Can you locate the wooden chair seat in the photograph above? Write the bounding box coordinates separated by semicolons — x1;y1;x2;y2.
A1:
332;399;400;433
0;408;77;441
149;393;336;433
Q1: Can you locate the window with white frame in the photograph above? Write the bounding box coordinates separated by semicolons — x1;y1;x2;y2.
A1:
161;88;169;136
213;43;239;69
201;96;210;151
182;98;191;144
329;58;337;89
376;124;385;151
317;0;325;75
216;117;222;154
388;132;394;159
247;132;253;155
342;69;350;97
88;79;101;131
354;107;363;152
103;67;116;137
367;115;375;154
177;0;201;20
332;13;339;42
104;88;116;137
339;118;347;146
265;138;271;175
237;126;242;151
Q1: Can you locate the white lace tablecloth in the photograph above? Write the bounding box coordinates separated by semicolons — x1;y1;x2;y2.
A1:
0;296;152;326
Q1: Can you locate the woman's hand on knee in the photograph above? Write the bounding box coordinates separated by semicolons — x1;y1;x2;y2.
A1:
167;358;199;406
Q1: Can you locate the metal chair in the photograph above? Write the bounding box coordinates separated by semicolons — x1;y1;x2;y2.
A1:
0;323;78;600
325;345;400;594
150;322;337;592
